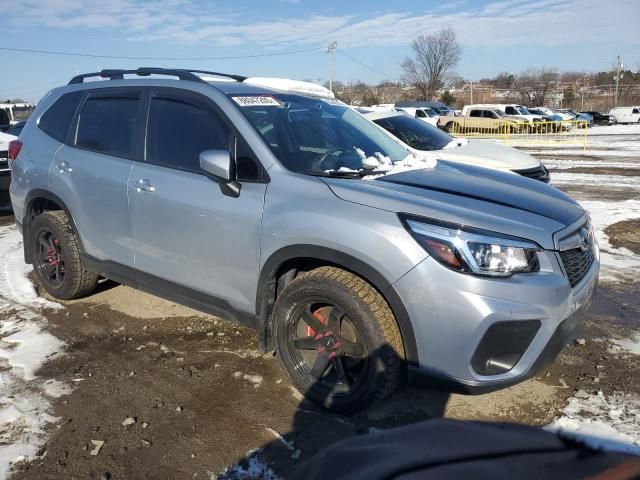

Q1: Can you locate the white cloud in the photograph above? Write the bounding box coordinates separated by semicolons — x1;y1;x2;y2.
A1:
4;0;640;49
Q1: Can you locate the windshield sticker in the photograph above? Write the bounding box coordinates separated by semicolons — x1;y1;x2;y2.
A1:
232;96;282;107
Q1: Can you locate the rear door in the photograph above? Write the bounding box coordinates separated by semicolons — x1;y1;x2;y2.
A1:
128;88;267;317
49;88;142;268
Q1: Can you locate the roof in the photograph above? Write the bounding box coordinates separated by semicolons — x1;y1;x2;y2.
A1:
362;111;404;121
395;100;450;109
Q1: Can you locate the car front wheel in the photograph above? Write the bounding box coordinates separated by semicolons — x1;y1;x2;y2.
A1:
274;266;404;412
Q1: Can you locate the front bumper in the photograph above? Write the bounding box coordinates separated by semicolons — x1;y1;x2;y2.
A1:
394;247;599;393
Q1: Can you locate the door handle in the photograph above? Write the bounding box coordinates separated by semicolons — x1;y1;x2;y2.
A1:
56;161;73;173
130;178;155;192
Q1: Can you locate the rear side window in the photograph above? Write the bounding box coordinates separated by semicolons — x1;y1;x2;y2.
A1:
146;97;230;173
76;96;139;158
39;91;84;142
633;108;640;114
469;110;481;118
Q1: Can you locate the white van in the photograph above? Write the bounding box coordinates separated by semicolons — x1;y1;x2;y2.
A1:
609;107;640;124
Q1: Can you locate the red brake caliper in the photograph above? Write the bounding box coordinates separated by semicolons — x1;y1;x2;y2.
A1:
308;307;340;360
46;239;60;266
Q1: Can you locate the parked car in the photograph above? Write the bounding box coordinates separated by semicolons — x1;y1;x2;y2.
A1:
0;131;17;190
395;106;439;126
438;107;528;134
609;106;640;124
580;111;613;126
556;109;592;128
462;104;544;131
10;68;599;411
6;121;26;137
527;108;564;132
363;111;550;182
0;103;35;132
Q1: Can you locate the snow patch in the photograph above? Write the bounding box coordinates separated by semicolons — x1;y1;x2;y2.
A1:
609;332;640;356
214;449;282;480
549;391;640;455
578;199;640;282
0;224;69;478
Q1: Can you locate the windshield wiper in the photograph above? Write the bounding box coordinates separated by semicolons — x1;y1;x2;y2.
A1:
309;169;391;178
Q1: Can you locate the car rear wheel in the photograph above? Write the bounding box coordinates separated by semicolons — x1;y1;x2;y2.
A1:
274;266;404;412
30;211;99;300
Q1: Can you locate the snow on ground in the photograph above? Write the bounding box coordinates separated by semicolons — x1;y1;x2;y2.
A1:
0;224;68;479
214;449;282;480
578;199;640;282
549;392;640;455
587;124;640;136
609;332;640;356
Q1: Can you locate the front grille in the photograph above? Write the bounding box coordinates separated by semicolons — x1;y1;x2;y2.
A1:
559;240;595;288
516;165;550;183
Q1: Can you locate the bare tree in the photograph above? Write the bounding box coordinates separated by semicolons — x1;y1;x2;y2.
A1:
514;68;559;106
400;27;461;100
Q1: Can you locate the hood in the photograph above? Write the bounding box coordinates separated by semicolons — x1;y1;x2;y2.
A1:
322;161;584;250
0;132;17;150
435;139;540;170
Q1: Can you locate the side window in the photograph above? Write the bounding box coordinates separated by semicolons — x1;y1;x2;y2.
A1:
39;91;84;142
485;111;498;119
147;97;230;173
633;108;640;114
469;110;481;118
76;95;139;158
505;107;516;115
416;110;426;118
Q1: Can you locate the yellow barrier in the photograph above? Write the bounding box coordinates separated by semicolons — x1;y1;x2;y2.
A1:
445;120;589;150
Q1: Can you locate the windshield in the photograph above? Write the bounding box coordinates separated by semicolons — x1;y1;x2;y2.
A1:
373;114;452;151
234;94;409;175
516;106;531;115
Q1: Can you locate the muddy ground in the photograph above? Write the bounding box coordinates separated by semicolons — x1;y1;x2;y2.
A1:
1;142;639;479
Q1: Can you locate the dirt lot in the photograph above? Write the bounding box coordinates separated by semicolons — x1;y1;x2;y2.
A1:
1;128;639;479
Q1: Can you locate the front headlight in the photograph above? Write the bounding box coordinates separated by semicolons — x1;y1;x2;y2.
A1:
401;216;541;277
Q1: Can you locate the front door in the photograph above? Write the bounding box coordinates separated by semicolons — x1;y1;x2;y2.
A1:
128;89;267;319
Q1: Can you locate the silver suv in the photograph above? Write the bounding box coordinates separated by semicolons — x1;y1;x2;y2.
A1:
9;68;599;411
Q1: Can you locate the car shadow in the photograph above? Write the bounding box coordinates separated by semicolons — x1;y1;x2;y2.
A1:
218;344;450;479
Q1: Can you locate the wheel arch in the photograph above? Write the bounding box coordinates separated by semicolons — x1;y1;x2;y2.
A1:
22;189;83;264
256;245;420;366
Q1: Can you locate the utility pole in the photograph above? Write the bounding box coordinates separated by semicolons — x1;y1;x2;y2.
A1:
326;42;338;93
614;55;623;108
469;81;473;104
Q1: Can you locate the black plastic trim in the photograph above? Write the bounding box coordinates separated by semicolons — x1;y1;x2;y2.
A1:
257;245;420;365
80;255;255;328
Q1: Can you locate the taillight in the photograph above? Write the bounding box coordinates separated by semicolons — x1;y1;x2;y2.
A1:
8;140;22;168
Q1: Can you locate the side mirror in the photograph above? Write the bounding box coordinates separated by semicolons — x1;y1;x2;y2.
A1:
200;149;232;181
199;149;241;198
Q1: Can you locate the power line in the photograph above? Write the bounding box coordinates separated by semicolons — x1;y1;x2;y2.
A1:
0;45;325;61
337;50;403;83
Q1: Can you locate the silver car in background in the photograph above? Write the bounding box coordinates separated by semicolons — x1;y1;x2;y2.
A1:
9;68;599;411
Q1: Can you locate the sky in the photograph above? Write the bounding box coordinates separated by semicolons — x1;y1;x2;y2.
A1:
1;0;639;101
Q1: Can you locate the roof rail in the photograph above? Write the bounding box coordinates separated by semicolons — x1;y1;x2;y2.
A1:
68;67;246;85
187;69;247;82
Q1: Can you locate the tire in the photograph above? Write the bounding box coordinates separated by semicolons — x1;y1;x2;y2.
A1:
30;211;99;300
444;122;454;133
274;266;404;412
